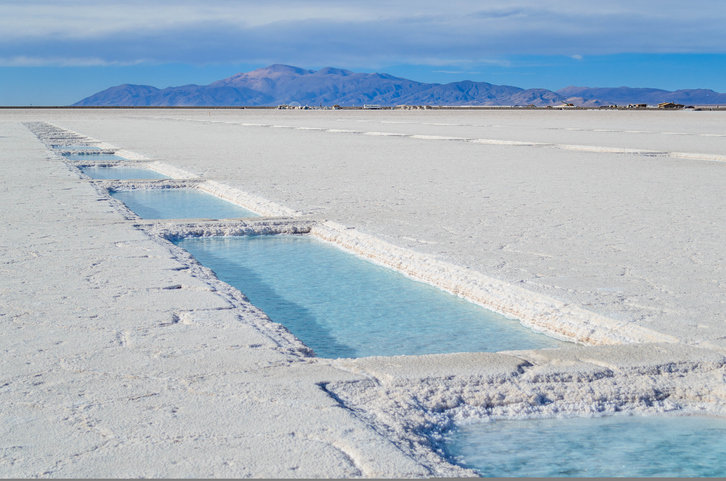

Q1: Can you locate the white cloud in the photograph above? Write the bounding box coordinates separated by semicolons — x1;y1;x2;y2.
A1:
0;56;144;67
0;1;381;39
1;0;725;66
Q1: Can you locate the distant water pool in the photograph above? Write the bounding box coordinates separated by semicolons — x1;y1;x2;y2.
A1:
441;415;726;477
81;166;169;180
175;235;564;358
111;189;257;219
63;153;124;161
52;145;101;150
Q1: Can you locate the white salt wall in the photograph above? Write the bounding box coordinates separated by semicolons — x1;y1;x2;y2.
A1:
4;109;726;478
41;108;726;346
1;119;443;478
311;221;677;345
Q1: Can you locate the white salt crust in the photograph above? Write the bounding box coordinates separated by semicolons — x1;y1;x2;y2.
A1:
98;158;677;346
310;221;679;345
157;115;726;162
145;161;200;179
9;116;726;478
38;121;719;349
198;180;299;217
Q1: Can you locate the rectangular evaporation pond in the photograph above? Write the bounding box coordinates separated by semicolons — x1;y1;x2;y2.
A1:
81;166;169;180
52;145;101;150
175;235;565;358
63;153;124;161
110;188;257;219
440;415;726;477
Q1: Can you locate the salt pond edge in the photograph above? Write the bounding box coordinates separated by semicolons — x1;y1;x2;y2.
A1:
324;343;726;474
36;122;684;348
88;155;679;346
25;121;726;476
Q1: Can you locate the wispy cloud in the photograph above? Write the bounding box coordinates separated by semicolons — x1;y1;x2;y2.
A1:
1;1;725;67
0;56;144;67
472;7;526;19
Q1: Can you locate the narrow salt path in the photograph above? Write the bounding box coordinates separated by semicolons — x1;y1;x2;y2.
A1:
54;110;726;345
4;111;726;478
0;120;441;477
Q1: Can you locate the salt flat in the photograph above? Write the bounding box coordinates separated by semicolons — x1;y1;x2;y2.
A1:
34;108;726;344
2;108;726;477
0;118;438;477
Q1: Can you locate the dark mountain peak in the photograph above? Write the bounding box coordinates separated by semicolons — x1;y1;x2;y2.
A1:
672;88;718;95
315;67;354;76
447;79;496;88
74;64;726;107
262;64;312;75
556;86;589;95
73;83;161;107
111;83;159;91
369;72;410;81
213;64;312;87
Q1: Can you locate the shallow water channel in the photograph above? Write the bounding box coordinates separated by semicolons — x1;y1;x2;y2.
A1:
176;235;564;358
111;188;257;219
81;166;169;180
440;414;726;477
53;145;102;150
63;152;124;161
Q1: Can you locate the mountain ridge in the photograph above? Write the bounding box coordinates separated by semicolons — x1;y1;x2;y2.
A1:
74;64;726;107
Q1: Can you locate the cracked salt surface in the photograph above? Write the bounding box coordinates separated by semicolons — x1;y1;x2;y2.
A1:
7;113;726;477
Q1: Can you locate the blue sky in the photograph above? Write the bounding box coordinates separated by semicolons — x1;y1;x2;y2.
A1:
1;0;725;105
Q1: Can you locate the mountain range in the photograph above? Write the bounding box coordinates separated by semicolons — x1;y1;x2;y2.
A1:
74;64;726;107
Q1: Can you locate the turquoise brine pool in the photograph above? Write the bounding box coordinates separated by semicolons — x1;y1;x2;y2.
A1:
111;189;257;219
441;415;726;477
175;235;564;358
81;166;169;180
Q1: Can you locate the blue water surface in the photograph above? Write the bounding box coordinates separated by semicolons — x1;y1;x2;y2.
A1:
81;166;169;180
111;189;257;219
175;235;564;358
441;414;726;477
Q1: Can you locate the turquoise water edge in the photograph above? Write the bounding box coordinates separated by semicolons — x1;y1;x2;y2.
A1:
81;166;169;180
176;234;564;358
111;189;257;219
440;414;726;477
109;182;721;477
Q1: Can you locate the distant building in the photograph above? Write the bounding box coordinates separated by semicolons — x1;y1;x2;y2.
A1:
363;104;382;109
658;102;684;109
